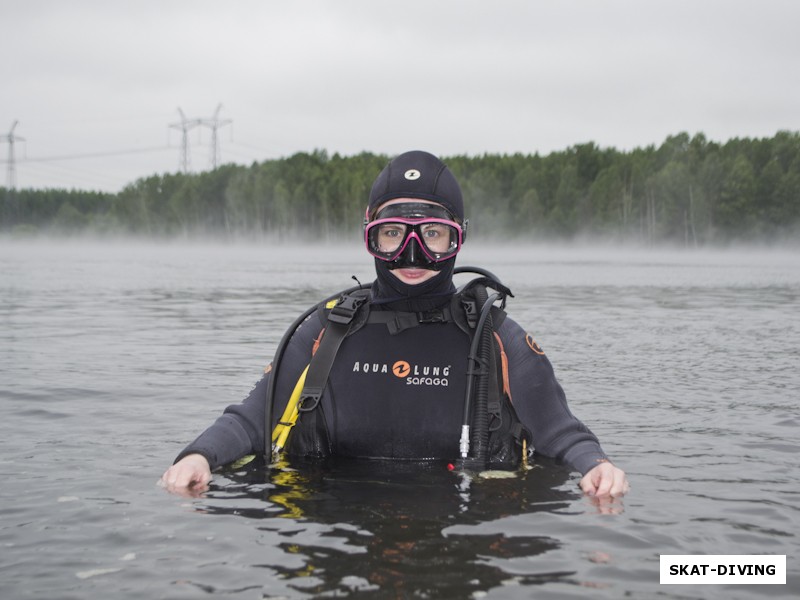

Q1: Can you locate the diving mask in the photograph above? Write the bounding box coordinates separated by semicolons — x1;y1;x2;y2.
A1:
364;202;466;266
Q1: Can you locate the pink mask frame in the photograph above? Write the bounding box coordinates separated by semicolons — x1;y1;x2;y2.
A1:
364;216;464;263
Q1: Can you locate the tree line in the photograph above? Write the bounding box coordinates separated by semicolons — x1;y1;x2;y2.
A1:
2;131;799;244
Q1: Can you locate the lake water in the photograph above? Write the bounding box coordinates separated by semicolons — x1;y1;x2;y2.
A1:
0;239;797;599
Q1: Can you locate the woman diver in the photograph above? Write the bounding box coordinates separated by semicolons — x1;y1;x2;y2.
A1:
160;150;629;499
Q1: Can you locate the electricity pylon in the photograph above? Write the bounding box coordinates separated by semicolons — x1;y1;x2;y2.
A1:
168;105;232;172
199;104;232;169
168;108;201;172
1;120;24;189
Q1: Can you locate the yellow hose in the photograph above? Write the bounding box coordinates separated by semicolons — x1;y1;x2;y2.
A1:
271;365;309;451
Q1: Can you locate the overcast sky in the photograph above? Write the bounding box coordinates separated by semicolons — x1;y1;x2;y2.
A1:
2;0;798;192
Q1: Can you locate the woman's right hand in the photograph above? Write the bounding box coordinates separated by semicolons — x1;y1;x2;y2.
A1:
159;453;211;497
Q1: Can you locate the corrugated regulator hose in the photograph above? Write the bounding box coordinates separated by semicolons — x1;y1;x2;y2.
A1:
460;287;499;470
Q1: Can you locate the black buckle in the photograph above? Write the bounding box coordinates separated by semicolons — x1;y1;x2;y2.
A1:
488;401;503;431
328;295;365;324
417;309;445;323
387;314;419;335
462;299;478;328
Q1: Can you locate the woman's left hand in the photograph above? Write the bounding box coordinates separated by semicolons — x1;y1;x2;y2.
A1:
580;461;629;497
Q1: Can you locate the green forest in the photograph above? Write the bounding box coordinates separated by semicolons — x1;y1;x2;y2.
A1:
2;131;799;244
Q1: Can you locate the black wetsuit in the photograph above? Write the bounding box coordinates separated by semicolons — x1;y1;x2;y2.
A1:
176;290;609;476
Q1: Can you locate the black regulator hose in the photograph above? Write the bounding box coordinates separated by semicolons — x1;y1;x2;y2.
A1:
454;265;501;282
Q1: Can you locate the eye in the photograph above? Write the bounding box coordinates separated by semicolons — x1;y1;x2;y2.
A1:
382;227;402;238
421;224;444;238
377;224;406;239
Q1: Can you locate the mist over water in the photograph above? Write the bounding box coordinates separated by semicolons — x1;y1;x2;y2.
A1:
0;239;797;598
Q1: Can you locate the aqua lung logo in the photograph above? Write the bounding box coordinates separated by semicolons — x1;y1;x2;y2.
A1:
392;361;411;377
352;359;451;386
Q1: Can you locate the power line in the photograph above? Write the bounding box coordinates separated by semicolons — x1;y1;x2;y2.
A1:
0;139;173;191
0;144;172;164
1;107;239;190
17;158;136;191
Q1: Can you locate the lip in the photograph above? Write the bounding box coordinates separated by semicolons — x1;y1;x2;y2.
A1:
395;268;429;279
392;268;436;284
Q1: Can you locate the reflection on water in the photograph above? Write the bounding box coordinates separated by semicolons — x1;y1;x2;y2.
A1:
201;457;575;598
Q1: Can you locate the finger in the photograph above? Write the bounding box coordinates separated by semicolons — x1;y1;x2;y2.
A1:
579;472;599;496
192;470;211;488
160;467;178;487
162;466;195;489
594;474;614;497
608;472;630;497
176;469;203;488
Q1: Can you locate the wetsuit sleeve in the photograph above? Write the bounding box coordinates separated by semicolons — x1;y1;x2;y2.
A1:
174;312;321;470
497;316;609;475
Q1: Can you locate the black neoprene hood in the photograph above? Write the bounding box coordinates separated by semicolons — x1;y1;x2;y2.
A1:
368;150;464;222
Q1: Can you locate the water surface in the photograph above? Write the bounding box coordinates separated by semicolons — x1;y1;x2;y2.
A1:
0;240;797;599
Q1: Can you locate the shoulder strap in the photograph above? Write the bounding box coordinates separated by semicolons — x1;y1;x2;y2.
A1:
298;292;368;413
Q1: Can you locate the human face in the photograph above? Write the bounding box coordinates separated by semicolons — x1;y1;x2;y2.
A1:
367;198;462;285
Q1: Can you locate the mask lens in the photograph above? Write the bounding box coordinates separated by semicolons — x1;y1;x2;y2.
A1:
419;222;458;256
374;222;408;254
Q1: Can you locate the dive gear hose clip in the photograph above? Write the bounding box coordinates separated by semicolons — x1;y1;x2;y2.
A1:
298;387;323;412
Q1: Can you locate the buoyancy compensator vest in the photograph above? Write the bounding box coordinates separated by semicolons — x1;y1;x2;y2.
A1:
265;267;532;471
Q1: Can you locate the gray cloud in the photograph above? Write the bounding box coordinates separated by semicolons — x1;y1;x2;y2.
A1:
2;0;798;191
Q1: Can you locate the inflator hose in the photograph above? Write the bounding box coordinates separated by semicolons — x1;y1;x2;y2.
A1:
460;289;499;470
470;286;493;465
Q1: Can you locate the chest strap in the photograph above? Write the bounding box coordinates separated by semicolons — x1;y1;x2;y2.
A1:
367;306;454;335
